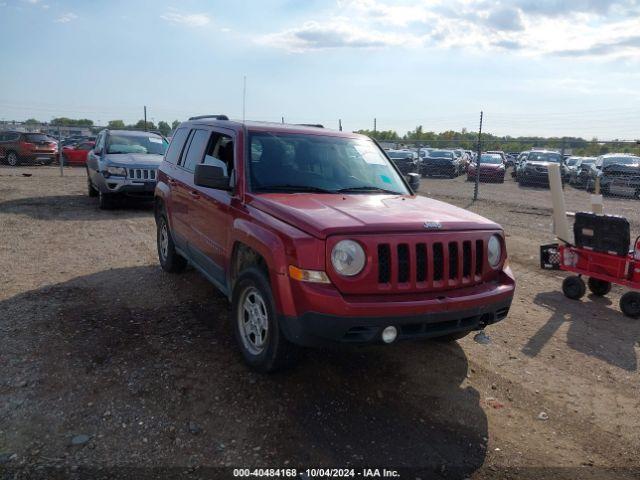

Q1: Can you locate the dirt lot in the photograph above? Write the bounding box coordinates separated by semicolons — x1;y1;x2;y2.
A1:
1;167;639;479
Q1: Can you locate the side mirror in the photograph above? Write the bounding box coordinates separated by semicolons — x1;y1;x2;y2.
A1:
407;172;420;192
194;163;231;191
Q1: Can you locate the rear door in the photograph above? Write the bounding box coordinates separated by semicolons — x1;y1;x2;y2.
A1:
160;127;191;248
171;129;210;252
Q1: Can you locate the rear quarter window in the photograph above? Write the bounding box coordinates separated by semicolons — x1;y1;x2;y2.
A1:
164;128;190;165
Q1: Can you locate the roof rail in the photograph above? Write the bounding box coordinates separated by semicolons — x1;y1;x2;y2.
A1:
188;114;229;121
296;123;324;128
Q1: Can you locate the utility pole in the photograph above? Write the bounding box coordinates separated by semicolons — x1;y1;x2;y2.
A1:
373;118;377;135
339;119;342;131
144;106;147;131
281;116;284;124
474;111;483;202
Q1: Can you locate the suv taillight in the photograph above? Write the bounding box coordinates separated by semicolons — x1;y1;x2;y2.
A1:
19;141;35;151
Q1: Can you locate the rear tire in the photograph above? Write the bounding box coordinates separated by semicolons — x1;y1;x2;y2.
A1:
620;292;640;319
563;275;586;300
232;267;299;372
588;277;611;296
157;214;187;273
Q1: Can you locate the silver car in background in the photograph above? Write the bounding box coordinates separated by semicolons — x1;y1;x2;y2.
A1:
86;129;168;209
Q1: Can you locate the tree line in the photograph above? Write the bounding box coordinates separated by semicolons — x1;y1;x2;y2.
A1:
356;126;640;157
23;117;182;137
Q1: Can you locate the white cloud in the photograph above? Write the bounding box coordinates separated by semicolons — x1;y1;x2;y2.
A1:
160;11;211;27
259;0;640;59
260;18;418;52
54;12;78;23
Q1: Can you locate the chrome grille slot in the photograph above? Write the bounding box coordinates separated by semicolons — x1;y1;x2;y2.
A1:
127;168;157;181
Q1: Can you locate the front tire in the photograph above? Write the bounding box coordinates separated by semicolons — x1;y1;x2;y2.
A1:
232;267;299;372
157;214;187;273
620;292;640;319
588;278;611;296
87;172;98;197
6;151;19;167
98;190;114;210
563;275;586;300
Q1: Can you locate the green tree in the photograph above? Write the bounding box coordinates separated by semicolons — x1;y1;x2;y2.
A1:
107;120;125;129
131;119;156;131
24;118;41;125
51;117;94;127
171;120;180;130
157;121;171;136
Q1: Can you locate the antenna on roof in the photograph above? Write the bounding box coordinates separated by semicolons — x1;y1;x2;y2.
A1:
242;75;246;123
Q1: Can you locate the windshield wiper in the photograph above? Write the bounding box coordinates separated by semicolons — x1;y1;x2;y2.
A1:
256;184;335;193
336;186;402;194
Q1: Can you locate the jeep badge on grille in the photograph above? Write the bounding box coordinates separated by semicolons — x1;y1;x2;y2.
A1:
423;221;442;230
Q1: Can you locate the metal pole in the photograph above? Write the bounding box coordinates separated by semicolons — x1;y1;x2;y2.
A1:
58;125;63;177
339;119;342;131
144;106;147;131
474;111;483;201
374;118;377;134
281;117;284;124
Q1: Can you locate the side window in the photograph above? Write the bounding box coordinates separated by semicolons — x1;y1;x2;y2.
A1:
164;127;189;165
78;142;92;151
181;129;209;172
202;132;234;177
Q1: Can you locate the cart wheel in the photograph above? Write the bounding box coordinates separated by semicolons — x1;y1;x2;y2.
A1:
588;278;612;297
562;276;586;300
620;292;640;319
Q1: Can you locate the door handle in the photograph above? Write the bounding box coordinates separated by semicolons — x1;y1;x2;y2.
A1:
168;179;177;186
189;190;201;199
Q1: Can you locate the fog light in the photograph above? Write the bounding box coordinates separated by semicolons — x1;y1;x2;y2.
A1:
381;326;397;344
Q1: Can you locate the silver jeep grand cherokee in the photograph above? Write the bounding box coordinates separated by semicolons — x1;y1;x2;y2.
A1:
86;129;168;209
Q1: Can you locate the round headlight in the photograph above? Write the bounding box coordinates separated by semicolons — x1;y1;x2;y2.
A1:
488;234;502;269
331;240;366;277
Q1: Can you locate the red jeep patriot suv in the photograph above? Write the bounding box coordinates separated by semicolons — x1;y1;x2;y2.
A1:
155;115;515;372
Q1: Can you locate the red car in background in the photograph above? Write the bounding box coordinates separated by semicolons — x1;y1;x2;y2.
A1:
62;141;95;166
467;153;506;183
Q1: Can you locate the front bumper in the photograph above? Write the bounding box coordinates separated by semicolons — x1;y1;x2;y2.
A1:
97;175;157;196
280;269;515;347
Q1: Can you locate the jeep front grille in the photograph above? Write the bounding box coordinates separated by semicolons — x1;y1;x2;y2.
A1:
376;239;484;288
127;168;157;181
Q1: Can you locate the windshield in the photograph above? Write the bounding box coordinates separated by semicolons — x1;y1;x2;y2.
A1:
602;156;640;167
429;150;453;159
248;132;409;195
528;152;562;163
387;151;413;159
107;133;168;155
479;154;503;164
566;157;580;166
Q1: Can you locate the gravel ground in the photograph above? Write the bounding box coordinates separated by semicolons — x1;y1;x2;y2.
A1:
1;166;639;479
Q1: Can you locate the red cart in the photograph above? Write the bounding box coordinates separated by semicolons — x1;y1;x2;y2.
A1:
540;238;640;318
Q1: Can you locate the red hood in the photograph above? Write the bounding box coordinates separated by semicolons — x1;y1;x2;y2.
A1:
248;193;500;239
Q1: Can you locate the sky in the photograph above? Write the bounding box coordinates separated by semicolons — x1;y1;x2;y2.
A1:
0;0;639;139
